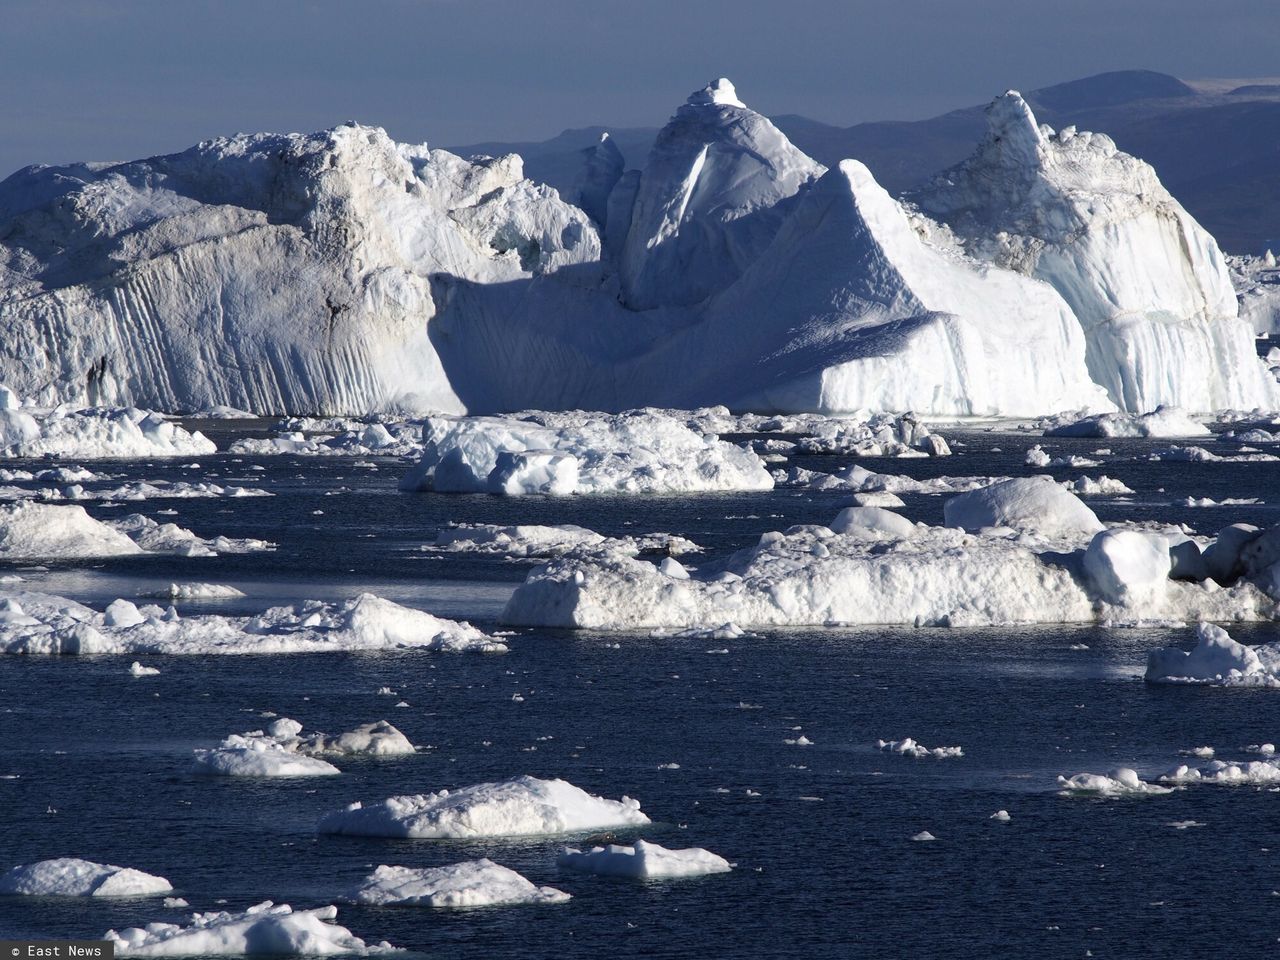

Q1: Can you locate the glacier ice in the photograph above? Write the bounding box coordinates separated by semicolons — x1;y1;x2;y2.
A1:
0;858;172;897
317;775;649;839
0;399;215;458
1145;622;1279;686
193;718;414;777
345;861;569;907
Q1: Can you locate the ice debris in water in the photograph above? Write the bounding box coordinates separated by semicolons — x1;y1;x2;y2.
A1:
193;718;414;777
0;858;172;897
344;860;570;907
556;839;731;879
877;738;963;759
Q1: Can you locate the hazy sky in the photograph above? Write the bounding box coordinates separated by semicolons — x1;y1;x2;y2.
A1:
4;0;1280;176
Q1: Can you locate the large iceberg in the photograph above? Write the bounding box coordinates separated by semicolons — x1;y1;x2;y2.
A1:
0;592;505;655
317;775;650;839
910;92;1276;413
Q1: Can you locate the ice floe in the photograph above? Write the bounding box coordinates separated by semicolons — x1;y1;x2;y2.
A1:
399;410;772;495
1041;407;1211;439
318;775;649;839
556;839;731;879
877;738;963;759
1;592;505;655
1056;768;1174;796
1145;623;1280;686
0;858;172;897
104;902;396;956
193;718;414;777
424;523;698;560
345;861;569;907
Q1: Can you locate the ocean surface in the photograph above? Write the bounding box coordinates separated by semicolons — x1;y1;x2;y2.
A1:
2;419;1279;958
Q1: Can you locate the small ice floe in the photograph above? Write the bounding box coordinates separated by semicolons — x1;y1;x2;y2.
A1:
1166;820;1205;830
1146;623;1280;687
128;662;160;677
193;718;414;777
990;810;1011;822
1181;746;1215;759
0;858;172;896
141;583;246;600
785;735;813;746
164;897;189;908
104;901;397;956
318;776;650;839
658;763;681;770
1246;743;1276;755
877;738;962;759
1162;758;1280;787
376;687;397;696
345;861;569;907
651;623;744;641
1056;768;1174;797
1041;407;1210;439
1;592;505;655
910;831;937;842
556;839;730;879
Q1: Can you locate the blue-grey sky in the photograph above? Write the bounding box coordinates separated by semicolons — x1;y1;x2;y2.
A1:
3;0;1279;177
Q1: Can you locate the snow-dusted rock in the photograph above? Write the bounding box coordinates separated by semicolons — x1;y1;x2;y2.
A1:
556;839;731;879
105;902;396;956
912;92;1276;413
0;592;505;655
943;478;1104;538
317;775;649;839
345;861;569;907
0;858;172;897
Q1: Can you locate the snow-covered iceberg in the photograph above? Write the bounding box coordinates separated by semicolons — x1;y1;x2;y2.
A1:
0;592;505;655
317;775;649;839
1145;623;1279;686
555;839;731;879
105;902;396;956
911;92;1277;413
0;858;172;897
345;861;569;907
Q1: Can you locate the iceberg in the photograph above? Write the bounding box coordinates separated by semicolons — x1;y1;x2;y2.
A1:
0;592;505;655
911;92;1277;413
1057;768;1174;797
345;861;569;907
555;839;731;879
317;775;649;839
0;399;214;458
0;858;172;897
104;902;396;956
192;718;414;777
1145;622;1277;686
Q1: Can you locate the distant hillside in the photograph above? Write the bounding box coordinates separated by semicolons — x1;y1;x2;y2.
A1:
451;70;1280;254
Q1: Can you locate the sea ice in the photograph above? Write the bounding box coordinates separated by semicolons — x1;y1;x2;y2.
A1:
317;775;649;839
1145;623;1278;686
555;839;731;879
1056;768;1174;796
877;738;963;759
0;858;172;897
0;402;215;459
345;861;569;907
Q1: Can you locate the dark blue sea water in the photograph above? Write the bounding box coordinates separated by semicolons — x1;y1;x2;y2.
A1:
2;421;1280;958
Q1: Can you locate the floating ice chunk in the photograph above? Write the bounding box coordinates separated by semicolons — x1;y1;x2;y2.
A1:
142;584;247;600
1056;768;1174;796
1083;529;1172;606
195;718;414;775
104;901;396;956
830;506;916;540
0;405;215;459
1162;759;1280;786
659;557;690;579
1145;623;1272;686
877;738;962;759
425;523;699;560
0;858;172;897
910;831;937;842
129;662;160;677
556;839;730;879
944;478;1103;538
785;735;814;746
0;501;141;558
317;775;649;839
1042;408;1211;439
164;897;190;908
400;410;773;496
345;861;568;907
1062;475;1134;496
847;491;907;508
1247;743;1277;755
990;810;1011;822
303;721;416;758
1;592;505;655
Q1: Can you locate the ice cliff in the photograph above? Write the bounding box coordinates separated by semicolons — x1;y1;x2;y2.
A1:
0;82;1271;416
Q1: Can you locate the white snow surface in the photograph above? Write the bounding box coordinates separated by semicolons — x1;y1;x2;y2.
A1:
911;92;1277;414
0;592;504;655
399;410;772;495
345;861;569;907
0;858;172;897
317;775;649;839
104;902;396;956
555;839;731;879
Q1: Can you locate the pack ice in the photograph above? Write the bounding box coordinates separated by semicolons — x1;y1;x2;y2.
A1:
0;858;172;897
317;775;649;839
0;592;505;655
1;80;1268;417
